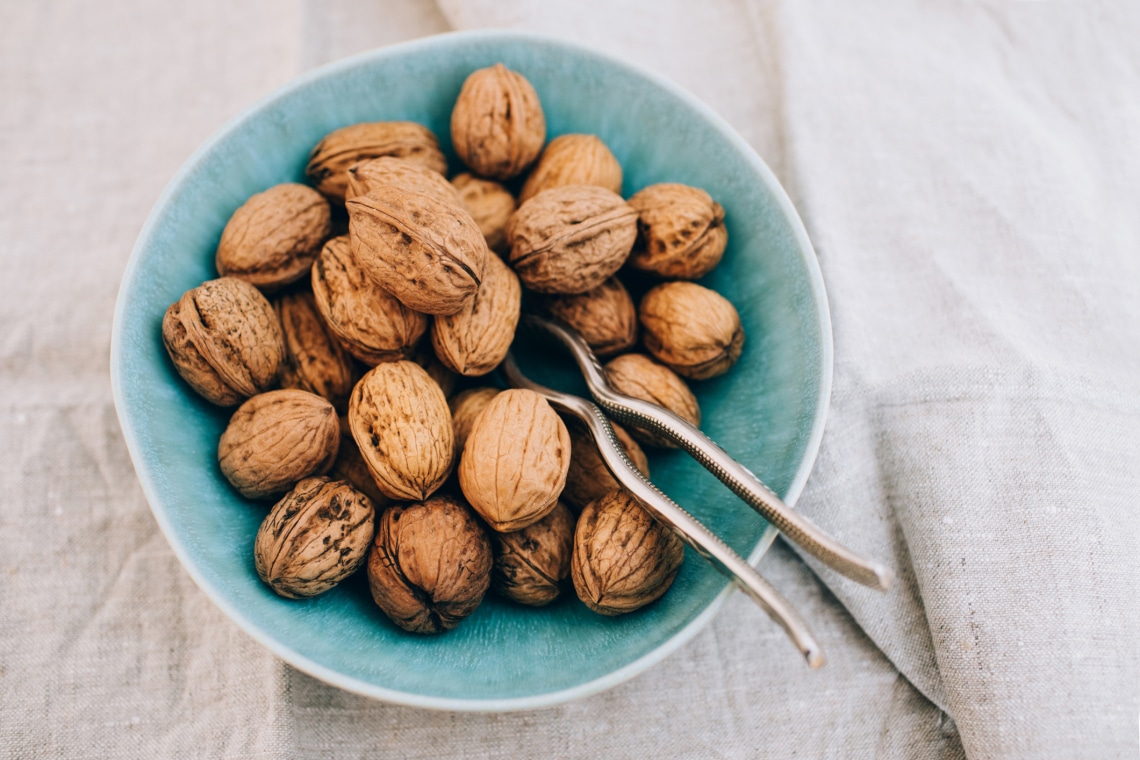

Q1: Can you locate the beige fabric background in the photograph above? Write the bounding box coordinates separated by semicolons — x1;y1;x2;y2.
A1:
2;1;1136;758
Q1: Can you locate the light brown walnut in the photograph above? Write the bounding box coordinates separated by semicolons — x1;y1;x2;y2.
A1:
639;282;744;379
628;183;727;280
562;421;649;513
519;134;622;203
345;157;461;205
274;289;356;411
431;253;521;376
603;353;701;448
490;501;575;606
543;276;637;357
452;173;516;253
450;64;545;180
306;121;447;203
448;387;499;460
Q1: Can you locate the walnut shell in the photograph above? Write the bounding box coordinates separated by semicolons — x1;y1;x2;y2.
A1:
254;476;375;598
345;157;461;205
218;390;340;499
306;121;447;203
448;387;499;460
310;236;428;366
452;173;516;253
367;494;492;633
431;252;521;376
451;64;545;180
544;276;637;357
274;289;356;411
562;421;650;512
411;340;459;399
162;277;284;407
215;184;331;291
571;490;684;615
328;428;389;508
458;389;571;532
506;185;638;294
348;361;453;501
491;500;575;606
519;134;623;203
640;282;744;379
347;185;489;315
603;354;701;448
628;183;727;280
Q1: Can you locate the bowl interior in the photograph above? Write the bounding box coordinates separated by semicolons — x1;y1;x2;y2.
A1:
112;31;829;710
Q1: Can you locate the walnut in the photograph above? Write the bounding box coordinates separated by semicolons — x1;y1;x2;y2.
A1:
452;173;516;253
490;500;575;606
306;121;447;203
345;157;461;205
562;421;649;512
451;64;545;180
431;252;521;376
506;185;638;294
347;185;489;315
274;289;356;411
328;426;389;508
162;277;284;406
571;490;684;615
458;389;571;532
367;494;492;633
214;184;331;291
218;390;340;499
348;361;453;501
310;235;428;366
519;134;622;203
411;341;458;399
628;183;727;280
448;387;499;459
543;276;637;357
254;476;375;598
639;282;744;379
603;354;701;448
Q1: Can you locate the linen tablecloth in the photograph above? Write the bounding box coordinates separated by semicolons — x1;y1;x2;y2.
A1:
2;1;1136;757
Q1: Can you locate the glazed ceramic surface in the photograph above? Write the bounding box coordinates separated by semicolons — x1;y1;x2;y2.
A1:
111;30;832;710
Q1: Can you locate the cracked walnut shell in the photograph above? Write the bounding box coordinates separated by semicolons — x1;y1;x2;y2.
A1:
628;183;727;280
274;289;356;411
254;476;375;599
506;185;638;294
458;389;571;533
348;361;453;501
639;282;744;379
431;252;521;376
306;121;447;203
215;183;331;291
162;277;285;407
571;490;684;615
347;185;489;315
311;236;428;366
218;389;340;499
451;64;545;180
543;276;637;358
367;494;492;634
490;500;575;606
519;134;623;203
603;354;700;448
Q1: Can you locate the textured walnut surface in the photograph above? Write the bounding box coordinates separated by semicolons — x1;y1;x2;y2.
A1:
345;157;461;205
254;476;375;599
367;494;492;633
218;389;340;499
431;252;521;376
458;388;571;532
274;289;356;411
328;428;389;508
639;281;744;379
348;361;453;501
215;183;331;291
628;183;727;280
310;235;428;366
491;500;575;606
603;353;701;448
448;387;499;460
452;173;515;253
562;421;649;512
411;340;459;399
306;121;447;203
161;277;284;407
347;185;488;315
506;185;638;294
544;276;638;357
450;64;545;180
519;134;623;204
571;490;684;615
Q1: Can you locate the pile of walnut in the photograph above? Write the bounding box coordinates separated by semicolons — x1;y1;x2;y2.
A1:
161;63;743;634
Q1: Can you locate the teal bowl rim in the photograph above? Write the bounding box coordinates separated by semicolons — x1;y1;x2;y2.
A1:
110;29;833;712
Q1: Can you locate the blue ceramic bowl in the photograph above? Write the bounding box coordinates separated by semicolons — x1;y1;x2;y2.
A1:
111;30;832;711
